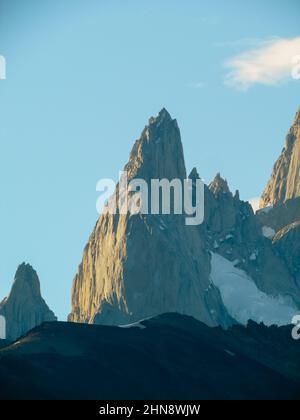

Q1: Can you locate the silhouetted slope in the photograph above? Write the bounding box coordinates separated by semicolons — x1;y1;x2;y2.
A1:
0;340;9;350
0;314;299;400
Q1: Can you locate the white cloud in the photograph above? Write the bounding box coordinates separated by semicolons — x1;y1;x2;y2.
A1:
224;36;300;90
249;197;260;213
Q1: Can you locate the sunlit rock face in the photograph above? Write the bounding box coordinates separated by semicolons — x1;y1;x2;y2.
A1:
260;108;300;208
69;109;232;328
0;263;57;341
253;108;300;304
69;107;300;330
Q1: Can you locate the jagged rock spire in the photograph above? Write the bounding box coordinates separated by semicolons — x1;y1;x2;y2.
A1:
260;107;300;208
69;110;232;328
149;107;172;125
293;108;300;127
209;173;231;196
125;107;186;182
0;264;57;341
9;263;41;298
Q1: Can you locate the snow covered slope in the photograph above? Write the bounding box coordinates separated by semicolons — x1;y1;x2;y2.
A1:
210;253;297;326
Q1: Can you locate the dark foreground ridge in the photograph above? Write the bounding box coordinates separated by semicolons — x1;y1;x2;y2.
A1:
0;313;299;400
0;340;10;350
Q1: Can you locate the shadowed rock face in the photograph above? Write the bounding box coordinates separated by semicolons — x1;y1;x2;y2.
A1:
255;107;300;302
0;339;9;349
256;197;300;233
273;222;300;289
190;106;300;308
69;109;231;328
260;108;300;208
187;170;300;307
0;264;57;341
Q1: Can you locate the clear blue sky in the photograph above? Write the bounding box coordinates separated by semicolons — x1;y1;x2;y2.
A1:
0;0;299;320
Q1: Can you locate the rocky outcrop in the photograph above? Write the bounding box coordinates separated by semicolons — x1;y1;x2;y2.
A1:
254;108;300;302
209;173;231;196
193;171;300;307
273;222;300;289
204;172;260;267
69;109;231;328
256;197;300;234
260;108;300;208
0;263;57;341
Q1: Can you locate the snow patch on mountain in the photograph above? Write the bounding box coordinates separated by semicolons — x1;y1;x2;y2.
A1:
118;321;146;330
118;317;152;329
210;253;297;326
0;315;6;340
